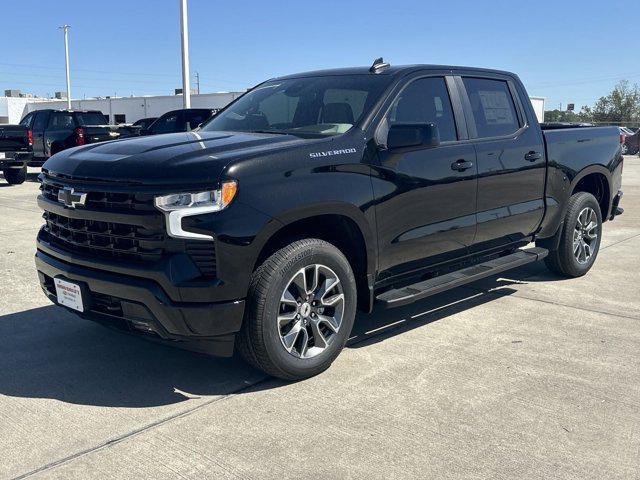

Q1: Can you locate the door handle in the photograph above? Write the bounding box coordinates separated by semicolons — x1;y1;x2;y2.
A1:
525;151;542;162
451;159;473;172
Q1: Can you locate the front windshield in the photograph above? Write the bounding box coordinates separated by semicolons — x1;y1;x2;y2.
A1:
202;75;390;137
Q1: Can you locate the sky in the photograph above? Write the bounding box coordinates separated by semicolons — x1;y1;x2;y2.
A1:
1;0;636;111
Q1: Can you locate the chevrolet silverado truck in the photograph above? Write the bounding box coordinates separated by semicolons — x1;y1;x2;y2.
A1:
0;120;33;184
35;60;624;380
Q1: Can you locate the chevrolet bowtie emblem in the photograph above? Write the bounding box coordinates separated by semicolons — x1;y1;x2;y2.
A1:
57;187;87;209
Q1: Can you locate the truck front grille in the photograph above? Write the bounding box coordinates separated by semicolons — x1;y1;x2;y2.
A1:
42;211;165;263
38;174;217;277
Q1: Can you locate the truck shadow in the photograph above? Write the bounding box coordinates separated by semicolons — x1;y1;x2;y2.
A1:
0;265;555;409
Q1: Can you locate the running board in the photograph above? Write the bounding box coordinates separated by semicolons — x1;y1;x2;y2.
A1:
376;247;549;308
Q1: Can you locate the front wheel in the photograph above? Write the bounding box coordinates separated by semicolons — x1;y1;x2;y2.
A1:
237;239;357;380
621;143;628;155
3;165;27;185
542;192;602;277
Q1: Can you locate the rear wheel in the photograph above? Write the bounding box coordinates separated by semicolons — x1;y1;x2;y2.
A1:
543;192;602;277
3;165;27;185
621;143;628;155
237;239;357;380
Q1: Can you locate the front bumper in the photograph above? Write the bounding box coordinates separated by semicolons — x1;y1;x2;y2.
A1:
35;248;246;357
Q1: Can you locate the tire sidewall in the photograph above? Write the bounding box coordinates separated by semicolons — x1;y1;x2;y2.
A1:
259;242;357;378
561;193;602;276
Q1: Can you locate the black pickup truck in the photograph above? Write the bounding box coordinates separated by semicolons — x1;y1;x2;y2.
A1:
35;61;624;380
19;109;126;166
0;122;32;184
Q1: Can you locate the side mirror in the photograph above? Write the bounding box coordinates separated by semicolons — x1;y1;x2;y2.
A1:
386;123;440;149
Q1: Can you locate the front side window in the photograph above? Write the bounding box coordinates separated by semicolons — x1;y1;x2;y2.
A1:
386;77;458;142
32;112;49;131
462;78;520;138
202;75;390;137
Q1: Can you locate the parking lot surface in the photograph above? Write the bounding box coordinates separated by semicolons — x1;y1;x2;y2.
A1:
1;158;639;480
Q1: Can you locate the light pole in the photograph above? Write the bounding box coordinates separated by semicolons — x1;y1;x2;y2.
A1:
59;24;72;109
179;0;191;108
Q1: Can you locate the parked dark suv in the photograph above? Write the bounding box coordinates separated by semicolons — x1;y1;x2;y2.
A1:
141;108;215;135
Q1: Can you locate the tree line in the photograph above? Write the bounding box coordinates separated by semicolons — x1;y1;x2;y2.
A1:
544;80;640;126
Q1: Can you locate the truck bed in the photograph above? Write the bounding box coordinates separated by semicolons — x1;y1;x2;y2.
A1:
0;125;30;153
542;125;621;164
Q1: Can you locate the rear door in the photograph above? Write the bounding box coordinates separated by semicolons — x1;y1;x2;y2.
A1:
372;75;478;279
458;76;546;252
31;111;51;158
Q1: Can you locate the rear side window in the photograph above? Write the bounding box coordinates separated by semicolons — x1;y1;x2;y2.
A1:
76;112;108;125
387;77;457;142
49;112;75;129
462;78;520;138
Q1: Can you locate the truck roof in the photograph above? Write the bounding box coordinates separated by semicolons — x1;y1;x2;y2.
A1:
275;64;518;80
30;109;104;114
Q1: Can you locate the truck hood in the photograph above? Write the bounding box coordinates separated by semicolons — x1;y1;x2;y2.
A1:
43;130;309;186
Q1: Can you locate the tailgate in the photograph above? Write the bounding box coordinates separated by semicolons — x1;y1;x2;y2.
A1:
0;125;30;152
82;126;121;144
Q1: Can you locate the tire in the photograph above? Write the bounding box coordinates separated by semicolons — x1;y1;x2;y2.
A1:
3;165;27;185
543;192;602;277
237;239;357;380
621;143;628;155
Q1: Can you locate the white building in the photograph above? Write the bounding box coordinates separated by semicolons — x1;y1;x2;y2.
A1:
24;92;244;124
529;96;545;123
0;96;49;124
0;92;244;125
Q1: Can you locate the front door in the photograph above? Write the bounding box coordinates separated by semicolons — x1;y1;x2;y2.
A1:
459;77;546;252
372;76;478;280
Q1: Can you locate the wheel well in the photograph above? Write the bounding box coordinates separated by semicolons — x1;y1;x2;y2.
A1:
572;173;610;219
255;215;371;312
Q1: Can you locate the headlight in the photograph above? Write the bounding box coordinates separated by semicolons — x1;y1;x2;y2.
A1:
154;180;237;240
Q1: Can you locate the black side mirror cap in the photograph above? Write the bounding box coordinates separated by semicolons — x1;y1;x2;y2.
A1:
387;123;440;149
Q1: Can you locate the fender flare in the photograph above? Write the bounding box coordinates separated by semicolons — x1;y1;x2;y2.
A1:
569;164;613;216
251;201;378;278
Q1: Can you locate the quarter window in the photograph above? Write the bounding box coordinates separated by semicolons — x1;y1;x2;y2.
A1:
462;78;520;138
387;77;457;142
